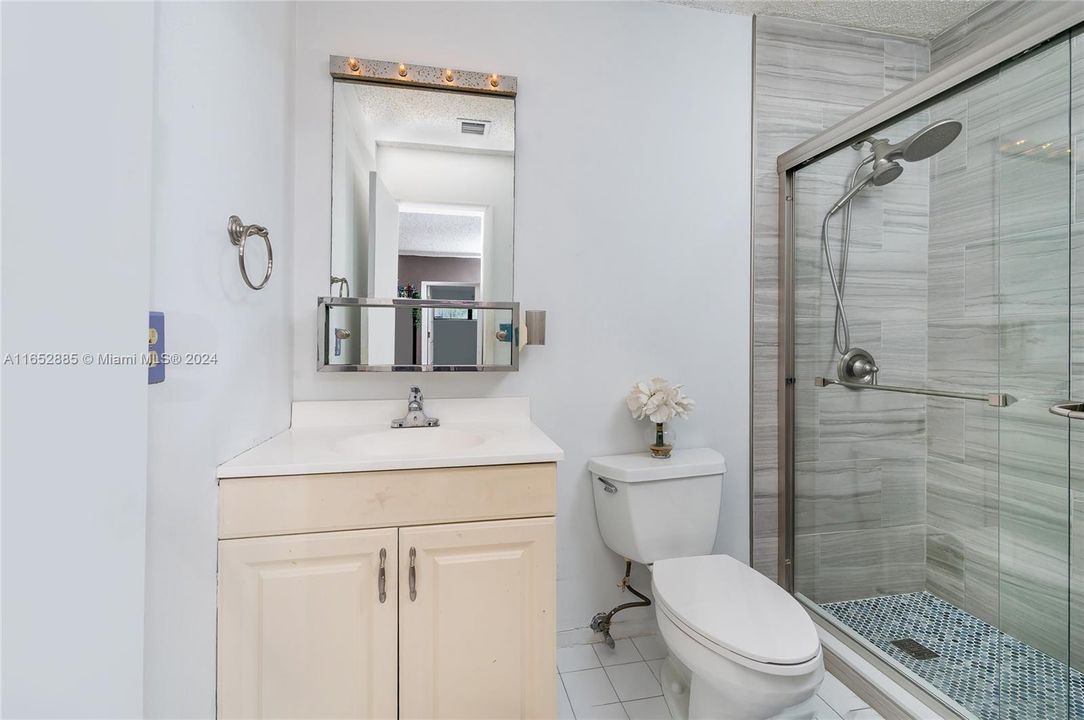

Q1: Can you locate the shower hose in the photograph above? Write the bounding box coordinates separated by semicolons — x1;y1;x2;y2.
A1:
820;154;874;357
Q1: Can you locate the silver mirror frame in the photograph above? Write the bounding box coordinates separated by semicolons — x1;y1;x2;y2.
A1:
318;297;520;372
326;55;520;373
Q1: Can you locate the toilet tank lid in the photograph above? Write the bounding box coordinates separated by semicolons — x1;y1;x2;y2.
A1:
588;448;725;483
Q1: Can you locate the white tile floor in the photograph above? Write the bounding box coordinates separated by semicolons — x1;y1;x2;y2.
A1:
557;636;883;720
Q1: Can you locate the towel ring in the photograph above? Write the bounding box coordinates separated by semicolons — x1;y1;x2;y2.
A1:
330;275;351;297
227;215;273;290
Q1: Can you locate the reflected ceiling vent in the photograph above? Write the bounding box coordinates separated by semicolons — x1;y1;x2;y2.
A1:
458;118;491;136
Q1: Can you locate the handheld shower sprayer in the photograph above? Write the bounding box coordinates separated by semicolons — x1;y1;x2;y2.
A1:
822;119;962;382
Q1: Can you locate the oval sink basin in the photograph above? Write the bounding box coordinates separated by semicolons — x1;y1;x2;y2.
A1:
333;427;487;458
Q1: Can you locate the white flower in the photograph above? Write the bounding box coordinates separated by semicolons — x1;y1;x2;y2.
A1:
626;377;695;424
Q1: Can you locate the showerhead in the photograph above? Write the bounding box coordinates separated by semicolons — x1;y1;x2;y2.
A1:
898;119;963;162
870;158;903;186
866;119;963;167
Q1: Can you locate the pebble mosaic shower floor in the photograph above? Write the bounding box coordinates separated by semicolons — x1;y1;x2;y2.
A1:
823;592;1084;720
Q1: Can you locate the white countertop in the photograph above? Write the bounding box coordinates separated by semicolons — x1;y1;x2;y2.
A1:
217;397;564;479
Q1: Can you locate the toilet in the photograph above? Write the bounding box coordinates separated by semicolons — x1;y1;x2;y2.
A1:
589;449;824;720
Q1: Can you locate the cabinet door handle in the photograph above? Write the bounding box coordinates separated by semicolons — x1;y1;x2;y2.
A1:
409;546;417;601
378;548;387;604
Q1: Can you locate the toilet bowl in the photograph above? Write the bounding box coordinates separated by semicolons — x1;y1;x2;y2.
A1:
652;555;823;720
589;450;824;720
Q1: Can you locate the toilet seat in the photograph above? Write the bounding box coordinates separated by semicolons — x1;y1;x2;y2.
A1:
652;555;821;672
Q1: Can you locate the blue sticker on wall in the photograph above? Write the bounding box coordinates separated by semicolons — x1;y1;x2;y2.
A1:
148;311;165;385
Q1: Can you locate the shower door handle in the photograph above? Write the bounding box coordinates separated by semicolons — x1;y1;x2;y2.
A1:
1049;401;1084;419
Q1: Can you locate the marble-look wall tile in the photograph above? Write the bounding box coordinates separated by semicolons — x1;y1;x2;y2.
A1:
922;27;1077;669
962;400;1000;471
999;226;1071;317
1071;491;1084;669
927;523;1000;628
999;316;1070;401
961;527;999;627
1000;151;1071;238
926;530;966;606
880;458;926;527
881;320;927;386
997;38;1070;151
794;459;881;534
926;396;966;461
756;19;886;109
929;2;1068;70
884;37;929;94
926;457;997;535
805;524;926;604
927;316;999;395
742;10;1084;673
1069;30;1084;674
751;16;931;585
999;470;1071;663
817;389;926;462
753;535;780;582
793;532;819;598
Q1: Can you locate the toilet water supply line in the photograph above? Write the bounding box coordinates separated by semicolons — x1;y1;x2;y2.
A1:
590;560;652;649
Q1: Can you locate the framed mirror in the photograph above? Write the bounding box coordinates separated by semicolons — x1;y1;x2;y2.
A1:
327;56;516;370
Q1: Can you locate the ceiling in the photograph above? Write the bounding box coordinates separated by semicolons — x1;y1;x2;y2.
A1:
342;82;514;154
666;0;991;40
399;211;483;258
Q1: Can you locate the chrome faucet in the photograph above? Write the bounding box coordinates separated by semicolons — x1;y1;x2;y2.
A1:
391;386;440;428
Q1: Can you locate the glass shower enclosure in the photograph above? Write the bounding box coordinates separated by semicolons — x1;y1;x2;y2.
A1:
779;13;1084;720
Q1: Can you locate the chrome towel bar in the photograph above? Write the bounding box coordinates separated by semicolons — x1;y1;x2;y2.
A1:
814;376;1011;408
1049;401;1084;419
227;215;273;290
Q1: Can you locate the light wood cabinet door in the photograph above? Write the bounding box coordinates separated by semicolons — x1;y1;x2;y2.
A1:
399;517;556;719
217;528;397;719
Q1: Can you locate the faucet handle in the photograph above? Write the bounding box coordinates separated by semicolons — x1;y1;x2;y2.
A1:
408;385;422;400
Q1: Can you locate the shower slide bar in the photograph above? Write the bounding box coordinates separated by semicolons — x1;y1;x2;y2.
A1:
814;376;1011;408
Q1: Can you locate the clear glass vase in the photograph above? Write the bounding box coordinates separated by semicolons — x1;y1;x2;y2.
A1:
647;422;674;459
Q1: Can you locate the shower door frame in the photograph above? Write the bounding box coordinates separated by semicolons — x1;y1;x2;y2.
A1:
775;4;1084;716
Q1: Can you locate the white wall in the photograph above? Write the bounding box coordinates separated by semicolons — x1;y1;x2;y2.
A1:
293;2;752;635
376;144;515;302
367;173;399;364
375;144;514;361
143;3;295;718
1;3;155;716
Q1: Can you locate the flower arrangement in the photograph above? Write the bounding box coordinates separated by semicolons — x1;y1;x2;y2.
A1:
626;377;694;458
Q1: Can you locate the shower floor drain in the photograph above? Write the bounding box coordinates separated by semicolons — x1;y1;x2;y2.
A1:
890;638;939;660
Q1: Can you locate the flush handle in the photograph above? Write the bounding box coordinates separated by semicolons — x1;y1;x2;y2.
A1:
378;548;387;603
598;477;618;495
409;546;417;601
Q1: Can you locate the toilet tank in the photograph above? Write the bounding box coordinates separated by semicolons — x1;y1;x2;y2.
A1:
589;448;725;565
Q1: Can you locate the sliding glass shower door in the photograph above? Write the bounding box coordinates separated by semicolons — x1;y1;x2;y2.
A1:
788;28;1084;719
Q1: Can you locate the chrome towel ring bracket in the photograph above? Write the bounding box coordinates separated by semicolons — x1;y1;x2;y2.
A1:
227;215;273;290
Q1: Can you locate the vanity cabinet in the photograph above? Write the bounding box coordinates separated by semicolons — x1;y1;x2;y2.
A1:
399;518;555;719
217;528;398;719
216;463;556;720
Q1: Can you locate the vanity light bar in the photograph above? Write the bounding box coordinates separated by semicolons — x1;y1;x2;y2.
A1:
330;55;517;97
